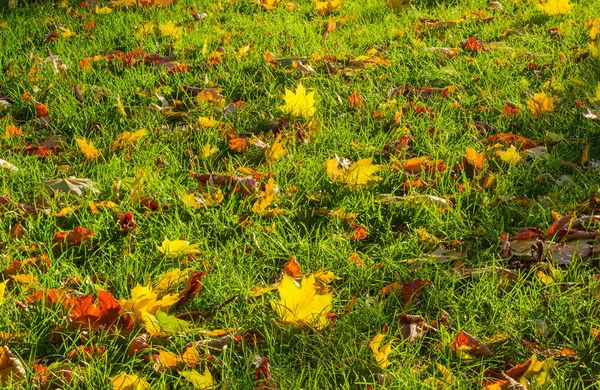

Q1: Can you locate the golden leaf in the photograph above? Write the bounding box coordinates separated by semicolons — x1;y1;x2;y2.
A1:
252;178;285;216
158;21;183;40
153;268;190;295
76;138;101;160
201;144;219;160
314;0;342;15
270;274;333;330
280;83;316;119
58;26;76;38
536;0;574;15
265;134;287;163
253;0;279;10
112;130;147;150
95;5;113;14
527;92;555;117
157;238;200;258
0;282;5;305
326;158;381;189
120;284;180;322
179;367;214;389
109;374;150;390
497;146;521;165
464;147;484;169
370;325;393;368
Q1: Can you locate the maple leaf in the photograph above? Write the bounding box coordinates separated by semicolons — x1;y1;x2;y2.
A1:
112;129;147;150
52;226;95;250
179;367;214;389
76;138;101;160
58;26;76;38
265;134;287;164
527;92;554;117
109;373;150;390
158;21;183;40
464;147;485;169
497;146;521;165
200;144;219;159
326;157;381;189
536;0;574;15
143;310;189;337
153;268;191;295
253;0;279;10
252;178;286;217
120;284;179;322
95;5;113;13
157;238;200;257
370;324;393;368
152;346;205;373
5;125;22;138
314;0;342;16
270;274;333;330
280;83;316;119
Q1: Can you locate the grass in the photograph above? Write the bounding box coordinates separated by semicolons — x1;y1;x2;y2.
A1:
0;0;600;388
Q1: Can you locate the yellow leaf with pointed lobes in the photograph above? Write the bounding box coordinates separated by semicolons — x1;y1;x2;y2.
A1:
109;374;150;390
157;238;200;258
280;83;316;119
76;138;101;160
270;274;333;330
536;0;574;15
497;146;521;165
370;325;393;368
265;134;287;163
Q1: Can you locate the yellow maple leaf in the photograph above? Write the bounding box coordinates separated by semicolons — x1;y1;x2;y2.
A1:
270;274;333;330
253;0;279;10
157;238;200;257
120;284;180;322
198;117;218;128
95;5;113;14
0;282;6;305
201;144;219;160
76;138;101;160
180;367;214;389
109;374;150;390
423;363;455;388
153;268;190;295
527;92;554;117
112;129;147;150
497;146;521;165
326;157;381;189
265;134;287;163
280;83;316;119
536;0;574;15
369;325;393;368
58;26;76;38
158;21;183;40
135;22;156;40
314;0;342;15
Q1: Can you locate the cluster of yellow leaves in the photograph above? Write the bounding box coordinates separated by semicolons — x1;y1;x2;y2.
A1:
586;18;600;40
536;0;574;15
314;0;342;16
280;83;316;119
112;129;147;150
326;157;381;189
135;21;182;40
252;178;286;217
56;200;119;217
179;188;224;208
120;284;180;323
527;92;555;118
157;238;200;257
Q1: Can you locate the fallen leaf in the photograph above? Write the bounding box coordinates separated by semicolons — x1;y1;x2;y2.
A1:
45;177;100;196
270;274;333;330
280;83;316;119
109;373;150;390
370;324;393;368
157;238;200;258
179;367;214;389
450;331;493;359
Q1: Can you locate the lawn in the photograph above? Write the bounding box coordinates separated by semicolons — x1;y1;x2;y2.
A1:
0;0;600;388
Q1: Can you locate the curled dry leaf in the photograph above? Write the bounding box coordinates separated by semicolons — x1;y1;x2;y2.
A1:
398;314;429;342
45;177;100;196
450;331;493;359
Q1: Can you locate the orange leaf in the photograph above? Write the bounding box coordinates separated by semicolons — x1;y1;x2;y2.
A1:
35;102;49;118
450;330;493;358
284;257;302;277
229;137;248;153
464;147;484;169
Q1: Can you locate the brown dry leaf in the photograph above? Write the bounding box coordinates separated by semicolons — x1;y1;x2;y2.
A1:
45;177;100;196
0;346;26;386
398;314;428;342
